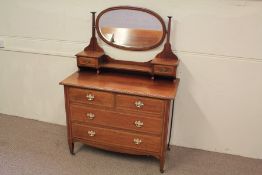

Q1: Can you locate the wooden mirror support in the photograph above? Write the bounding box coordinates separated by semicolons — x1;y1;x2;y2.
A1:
76;7;179;79
76;12;104;74
151;16;179;79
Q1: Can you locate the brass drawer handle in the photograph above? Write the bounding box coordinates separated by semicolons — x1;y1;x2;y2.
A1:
135;101;144;108
86;113;95;120
86;94;95;101
88;130;96;137
134;120;144;128
133;138;142;145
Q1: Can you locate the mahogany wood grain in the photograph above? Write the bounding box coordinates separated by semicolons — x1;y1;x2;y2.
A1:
151;16;178;80
116;94;164;114
153;65;176;76
77;7;179;80
63;86;74;155
76;50;104;58
159;100;171;173
68;87;114;108
84;12;104;53
72;123;161;153
101;62;151;73
70;104;163;135
154;16;177;60
61;73;177;172
77;57;98;68
151;57;179;66
61;6;180;173
60;71;179;100
100;56;152;73
73;137;160;158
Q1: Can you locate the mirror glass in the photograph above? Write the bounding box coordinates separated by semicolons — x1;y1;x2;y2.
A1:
96;7;166;51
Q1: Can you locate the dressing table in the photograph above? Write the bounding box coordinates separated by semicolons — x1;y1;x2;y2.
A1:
60;6;179;173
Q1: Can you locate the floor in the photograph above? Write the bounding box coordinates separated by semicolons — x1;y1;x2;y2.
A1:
0;113;261;175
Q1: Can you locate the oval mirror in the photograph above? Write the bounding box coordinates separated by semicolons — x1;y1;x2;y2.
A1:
96;6;166;51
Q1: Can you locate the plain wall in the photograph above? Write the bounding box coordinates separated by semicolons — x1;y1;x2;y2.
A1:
0;0;262;159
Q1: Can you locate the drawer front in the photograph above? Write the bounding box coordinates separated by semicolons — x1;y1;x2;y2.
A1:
72;123;161;153
68;88;114;107
154;65;175;75
70;105;162;135
116;94;164;114
77;57;97;67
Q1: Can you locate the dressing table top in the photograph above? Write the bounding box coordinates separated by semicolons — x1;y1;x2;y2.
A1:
60;71;179;100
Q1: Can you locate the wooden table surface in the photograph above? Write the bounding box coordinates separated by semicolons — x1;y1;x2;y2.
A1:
60;71;179;100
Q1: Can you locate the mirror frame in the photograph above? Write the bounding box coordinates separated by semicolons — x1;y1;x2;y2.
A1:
96;6;167;51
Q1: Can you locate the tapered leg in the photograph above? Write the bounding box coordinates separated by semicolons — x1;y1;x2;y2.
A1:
167;144;171;151
160;157;165;173
167;100;174;152
68;140;74;155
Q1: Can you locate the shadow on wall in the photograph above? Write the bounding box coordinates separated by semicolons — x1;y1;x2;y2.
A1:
172;60;219;151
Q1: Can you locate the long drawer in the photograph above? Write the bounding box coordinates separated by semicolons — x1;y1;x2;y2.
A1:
68;87;114;107
72;123;161;153
70;105;162;135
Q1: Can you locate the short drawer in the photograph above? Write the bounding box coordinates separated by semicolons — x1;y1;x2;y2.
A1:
68;87;114;107
72;123;161;153
77;57;97;67
70;105;162;135
116;94;164;114
154;65;175;76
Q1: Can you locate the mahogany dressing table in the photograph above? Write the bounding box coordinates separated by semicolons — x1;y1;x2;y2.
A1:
60;6;179;173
